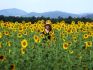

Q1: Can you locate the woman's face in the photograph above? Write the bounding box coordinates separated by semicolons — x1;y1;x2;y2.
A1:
44;24;51;33
45;29;49;33
45;26;49;29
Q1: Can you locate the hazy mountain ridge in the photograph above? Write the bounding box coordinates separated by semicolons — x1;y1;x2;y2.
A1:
85;14;93;18
0;8;93;18
0;8;28;16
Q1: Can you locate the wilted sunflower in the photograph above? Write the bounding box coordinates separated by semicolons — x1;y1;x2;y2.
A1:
0;55;5;61
7;41;11;47
63;42;69;50
21;39;28;48
10;64;15;70
34;35;40;43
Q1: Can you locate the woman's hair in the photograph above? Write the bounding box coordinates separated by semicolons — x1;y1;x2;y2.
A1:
44;24;52;32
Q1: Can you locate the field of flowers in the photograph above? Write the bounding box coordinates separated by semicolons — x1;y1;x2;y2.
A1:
0;20;93;70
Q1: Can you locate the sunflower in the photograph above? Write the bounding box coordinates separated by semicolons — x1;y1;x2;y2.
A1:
13;28;17;32
19;27;24;32
0;32;2;38
69;50;74;54
83;34;89;39
73;37;77;42
34;35;40;43
31;28;34;32
88;31;92;37
23;31;28;35
68;41;72;46
40;33;45;38
20;48;26;55
10;64;15;70
84;41;92;48
21;39;28;48
4;31;10;36
66;28;72;34
63;42;69;50
17;33;22;38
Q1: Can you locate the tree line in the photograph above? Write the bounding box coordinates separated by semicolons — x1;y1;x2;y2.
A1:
0;15;93;24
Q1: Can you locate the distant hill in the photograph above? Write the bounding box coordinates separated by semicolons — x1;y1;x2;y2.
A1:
25;11;79;18
0;8;28;16
0;8;93;18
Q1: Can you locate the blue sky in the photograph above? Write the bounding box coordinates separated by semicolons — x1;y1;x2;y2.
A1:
0;0;93;14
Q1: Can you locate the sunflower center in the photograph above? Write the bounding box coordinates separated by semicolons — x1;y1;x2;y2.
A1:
23;42;26;46
64;44;68;48
0;56;4;59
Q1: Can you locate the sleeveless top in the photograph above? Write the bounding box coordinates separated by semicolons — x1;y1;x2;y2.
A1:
40;31;51;43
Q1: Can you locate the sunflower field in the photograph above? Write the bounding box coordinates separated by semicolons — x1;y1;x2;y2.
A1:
0;20;93;70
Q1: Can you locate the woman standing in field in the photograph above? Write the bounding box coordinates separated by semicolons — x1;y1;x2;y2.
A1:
41;21;52;40
40;21;52;47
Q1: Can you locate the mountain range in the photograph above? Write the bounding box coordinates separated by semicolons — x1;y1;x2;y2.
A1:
0;8;93;18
